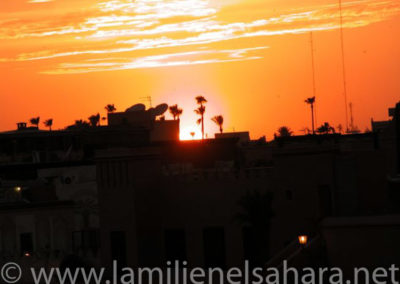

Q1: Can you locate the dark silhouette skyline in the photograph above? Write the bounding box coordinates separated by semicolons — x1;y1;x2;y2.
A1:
0;102;399;282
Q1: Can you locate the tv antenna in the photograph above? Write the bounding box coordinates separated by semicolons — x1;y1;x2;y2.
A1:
339;0;349;132
140;96;152;108
349;102;355;131
310;32;318;127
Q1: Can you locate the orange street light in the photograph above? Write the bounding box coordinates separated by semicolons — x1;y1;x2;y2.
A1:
298;235;308;246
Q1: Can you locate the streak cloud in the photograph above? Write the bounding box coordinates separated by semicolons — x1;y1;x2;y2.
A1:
0;0;399;74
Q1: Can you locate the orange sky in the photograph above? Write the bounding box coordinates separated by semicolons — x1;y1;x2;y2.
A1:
0;0;399;139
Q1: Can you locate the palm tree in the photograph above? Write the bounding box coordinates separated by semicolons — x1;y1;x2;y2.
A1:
73;119;90;129
195;105;206;138
169;104;183;120
317;122;335;134
305;97;316;134
88;113;100;127
105;104;116;113
43;119;53;131
195;96;207;139
211;115;224;134
276;126;293;137
190;132;195;139
30;117;40;129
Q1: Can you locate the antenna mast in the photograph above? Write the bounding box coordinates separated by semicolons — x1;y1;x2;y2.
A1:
349;102;354;132
339;0;349;132
310;32;318;127
140;96;152;108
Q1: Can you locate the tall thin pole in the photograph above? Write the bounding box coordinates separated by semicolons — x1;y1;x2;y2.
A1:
349;102;354;131
339;0;349;132
310;32;318;127
311;103;315;135
140;96;152;108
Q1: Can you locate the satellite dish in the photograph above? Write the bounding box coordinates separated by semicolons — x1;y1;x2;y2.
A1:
126;103;146;112
146;107;156;117
153;103;168;116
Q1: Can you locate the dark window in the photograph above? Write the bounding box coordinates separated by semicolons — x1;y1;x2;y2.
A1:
72;230;100;255
203;227;226;268
20;233;33;255
318;185;332;217
285;190;293;201
242;227;257;266
164;229;187;261
110;231;127;267
72;231;82;250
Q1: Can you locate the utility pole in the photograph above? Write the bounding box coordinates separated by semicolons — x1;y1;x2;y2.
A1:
339;0;349;132
349;102;354;132
310;32;318;127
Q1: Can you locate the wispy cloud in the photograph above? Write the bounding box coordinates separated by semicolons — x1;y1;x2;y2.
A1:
28;0;53;3
1;0;399;73
42;47;268;74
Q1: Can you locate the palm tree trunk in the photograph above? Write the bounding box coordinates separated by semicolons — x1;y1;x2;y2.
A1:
201;115;204;139
220;126;223;134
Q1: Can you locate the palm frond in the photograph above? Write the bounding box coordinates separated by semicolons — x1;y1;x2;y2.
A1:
195;96;207;105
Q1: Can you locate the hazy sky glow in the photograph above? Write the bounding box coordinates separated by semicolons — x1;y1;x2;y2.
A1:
1;0;399;139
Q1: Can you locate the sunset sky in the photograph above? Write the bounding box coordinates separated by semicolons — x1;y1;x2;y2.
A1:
0;0;399;139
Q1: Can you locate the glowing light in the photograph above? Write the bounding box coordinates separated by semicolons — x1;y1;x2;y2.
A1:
24;252;31;257
180;126;202;140
298;235;308;245
14;186;22;192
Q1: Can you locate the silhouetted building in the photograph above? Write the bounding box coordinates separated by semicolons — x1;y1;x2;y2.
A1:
0;102;399;277
95;103;398;269
0;161;100;283
215;132;250;145
108;110;179;142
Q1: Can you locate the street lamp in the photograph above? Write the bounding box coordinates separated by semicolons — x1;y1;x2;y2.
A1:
298;235;308;246
14;186;21;192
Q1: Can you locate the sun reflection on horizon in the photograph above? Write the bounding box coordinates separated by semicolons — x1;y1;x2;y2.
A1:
179;125;202;140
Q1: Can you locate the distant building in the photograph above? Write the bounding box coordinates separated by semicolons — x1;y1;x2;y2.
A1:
95;124;397;269
0;114;179;165
0;162;100;282
0;101;399;277
108;110;179;142
0;104;180;275
215;132;250;145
